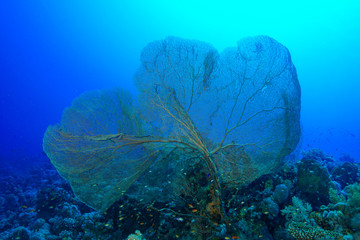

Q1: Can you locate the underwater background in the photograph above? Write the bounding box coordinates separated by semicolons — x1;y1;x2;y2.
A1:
1;1;360;239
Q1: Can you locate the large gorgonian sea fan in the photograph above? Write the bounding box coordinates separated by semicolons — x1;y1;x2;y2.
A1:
43;35;301;213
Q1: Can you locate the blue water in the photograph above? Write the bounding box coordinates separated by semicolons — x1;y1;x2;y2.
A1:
1;1;360;167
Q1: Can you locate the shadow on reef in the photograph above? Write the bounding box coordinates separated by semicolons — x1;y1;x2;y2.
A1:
0;149;359;239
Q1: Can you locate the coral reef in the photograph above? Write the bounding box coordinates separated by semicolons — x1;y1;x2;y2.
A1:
296;157;331;207
331;162;359;188
281;197;346;239
0;149;359;239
